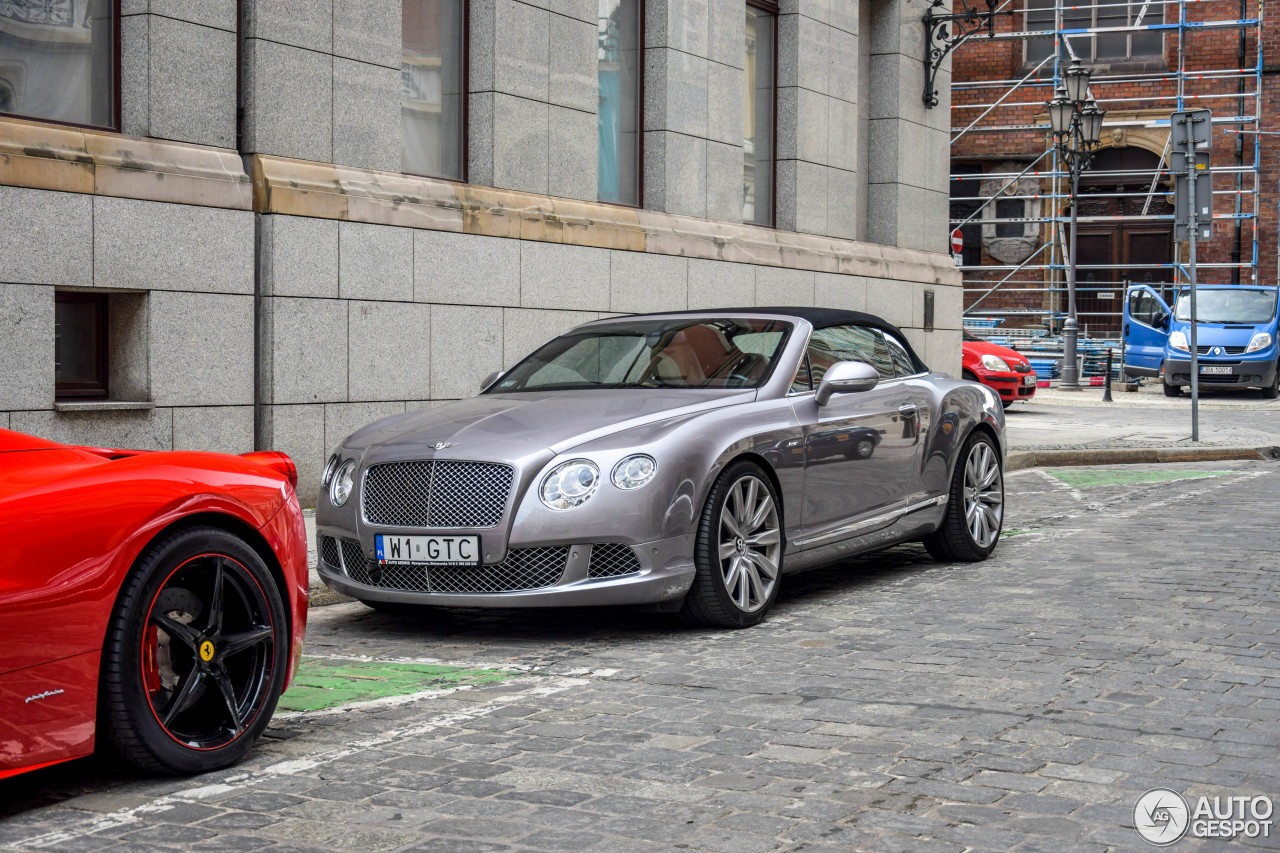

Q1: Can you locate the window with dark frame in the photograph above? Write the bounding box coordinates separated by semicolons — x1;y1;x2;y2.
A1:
55;292;108;399
402;0;467;181
950;163;983;267
744;1;776;226
598;0;642;206
1026;0;1163;64
995;197;1024;238
0;0;118;129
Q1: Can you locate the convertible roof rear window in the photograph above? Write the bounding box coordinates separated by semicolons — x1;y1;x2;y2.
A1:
490;318;793;392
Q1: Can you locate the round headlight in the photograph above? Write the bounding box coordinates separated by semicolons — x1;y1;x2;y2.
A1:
540;459;600;510
612;454;657;490
320;453;339;487
330;460;356;507
980;354;1011;372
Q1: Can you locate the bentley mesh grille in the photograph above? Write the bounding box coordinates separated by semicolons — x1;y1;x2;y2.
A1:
588;543;643;578
319;535;341;571
336;538;567;593
362;460;514;528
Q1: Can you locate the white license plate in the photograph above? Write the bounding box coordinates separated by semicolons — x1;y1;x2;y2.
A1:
1023;374;1037;386
1200;365;1232;375
376;535;480;566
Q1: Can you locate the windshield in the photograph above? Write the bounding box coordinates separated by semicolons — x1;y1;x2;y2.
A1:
1174;289;1278;324
489;318;793;392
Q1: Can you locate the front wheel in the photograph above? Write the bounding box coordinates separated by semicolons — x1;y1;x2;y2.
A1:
99;527;288;775
1261;365;1279;400
680;461;783;628
924;431;1004;562
1163;381;1181;397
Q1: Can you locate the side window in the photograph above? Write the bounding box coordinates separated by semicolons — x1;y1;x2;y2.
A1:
884;332;917;377
806;325;895;384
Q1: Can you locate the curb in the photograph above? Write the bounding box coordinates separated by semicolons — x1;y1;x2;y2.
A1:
1007;445;1280;472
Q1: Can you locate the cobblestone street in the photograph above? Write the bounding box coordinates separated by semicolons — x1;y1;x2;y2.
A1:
3;460;1278;852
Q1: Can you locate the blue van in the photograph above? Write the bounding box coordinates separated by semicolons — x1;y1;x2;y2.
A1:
1123;284;1280;399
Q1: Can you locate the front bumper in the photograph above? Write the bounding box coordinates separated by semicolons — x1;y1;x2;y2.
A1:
316;532;696;608
975;370;1038;402
1165;356;1277;389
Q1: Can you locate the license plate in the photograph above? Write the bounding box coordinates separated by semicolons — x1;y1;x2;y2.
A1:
376;535;480;566
1023;374;1037;386
1200;365;1232;375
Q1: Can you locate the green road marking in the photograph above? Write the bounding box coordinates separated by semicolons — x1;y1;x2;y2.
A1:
278;657;522;712
1047;469;1236;490
1001;528;1039;538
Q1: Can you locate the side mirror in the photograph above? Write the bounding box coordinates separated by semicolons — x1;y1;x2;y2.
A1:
815;361;879;406
480;370;503;392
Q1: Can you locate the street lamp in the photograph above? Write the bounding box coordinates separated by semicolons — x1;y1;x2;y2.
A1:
1048;59;1106;390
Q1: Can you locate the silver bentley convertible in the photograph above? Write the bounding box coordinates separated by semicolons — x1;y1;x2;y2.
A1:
316;308;1005;627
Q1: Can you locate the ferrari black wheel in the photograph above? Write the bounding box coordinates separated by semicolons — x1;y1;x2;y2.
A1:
923;431;1003;563
100;527;288;774
680;460;783;628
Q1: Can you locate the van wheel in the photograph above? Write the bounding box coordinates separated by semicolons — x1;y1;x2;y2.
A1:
1262;365;1279;400
1163;382;1181;397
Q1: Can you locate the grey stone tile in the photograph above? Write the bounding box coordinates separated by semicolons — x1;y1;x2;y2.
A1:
145;0;237;31
864;276;913;328
778;12;829;93
826;165;858;240
548;14;597;112
338;222;414;302
119;14;149;138
324;401;406;452
260;403;326;503
0;187;92;287
349;300;432;402
467;91;497;187
662;0;709;58
688;259;755;309
12;407;174;451
644;47;708;138
792;159;829;236
149;292;254;406
707;0;744;69
334;0;400;67
332;58;401;172
265;296;348;404
827;96;858;173
520;241;610;311
610;251;687;314
0;283;53;411
501;307;596;367
414;230;520;307
493;0;550;101
264;215;340;299
241;0;332;52
706;61;743;147
547;105;597;201
705;139;744;223
814;272;867;312
647;131;706;218
148;16;237;147
171;405;254;454
94;197;253;294
491;94;549;195
756;265;815;306
241;38;332;162
431;304;503;399
828;27;858;102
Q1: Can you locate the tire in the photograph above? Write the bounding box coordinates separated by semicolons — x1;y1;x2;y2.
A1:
99;527;288;775
1163;381;1181;397
962;370;979;383
679;461;783;628
1261;365;1279;400
924;431;1004;563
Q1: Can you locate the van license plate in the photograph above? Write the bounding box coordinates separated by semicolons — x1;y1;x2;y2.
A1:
376;535;480;566
1200;365;1231;375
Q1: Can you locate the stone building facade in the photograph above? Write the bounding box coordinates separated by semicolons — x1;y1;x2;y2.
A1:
0;0;959;501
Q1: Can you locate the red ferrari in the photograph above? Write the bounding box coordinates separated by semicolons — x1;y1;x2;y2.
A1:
962;331;1038;407
0;429;308;779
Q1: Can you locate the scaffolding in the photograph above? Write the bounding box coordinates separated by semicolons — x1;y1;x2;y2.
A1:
948;0;1265;354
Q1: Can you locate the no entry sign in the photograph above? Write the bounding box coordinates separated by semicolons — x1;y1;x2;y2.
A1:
951;228;964;254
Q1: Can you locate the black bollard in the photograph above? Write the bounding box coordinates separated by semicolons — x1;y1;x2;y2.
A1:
1102;349;1113;402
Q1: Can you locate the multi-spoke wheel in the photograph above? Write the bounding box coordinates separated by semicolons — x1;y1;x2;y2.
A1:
923;431;1004;562
680;460;783;628
100;527;288;774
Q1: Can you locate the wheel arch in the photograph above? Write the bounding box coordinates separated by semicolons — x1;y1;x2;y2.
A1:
705;451;787;546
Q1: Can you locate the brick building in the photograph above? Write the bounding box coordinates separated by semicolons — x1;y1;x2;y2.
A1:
948;0;1277;335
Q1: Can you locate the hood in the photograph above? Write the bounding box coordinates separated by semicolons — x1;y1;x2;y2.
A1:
1169;323;1267;348
339;389;757;459
964;339;1028;366
0;428;64;454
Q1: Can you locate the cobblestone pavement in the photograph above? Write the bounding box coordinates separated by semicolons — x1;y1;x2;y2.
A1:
3;460;1279;852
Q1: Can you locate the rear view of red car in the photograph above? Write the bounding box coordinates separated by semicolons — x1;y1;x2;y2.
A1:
962;331;1038;407
0;429;308;779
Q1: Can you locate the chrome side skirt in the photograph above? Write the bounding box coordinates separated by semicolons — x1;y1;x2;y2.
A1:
790;495;948;550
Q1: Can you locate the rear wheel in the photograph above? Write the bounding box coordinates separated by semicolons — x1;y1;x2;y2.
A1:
99;527;287;775
924;431;1003;562
680;461;782;628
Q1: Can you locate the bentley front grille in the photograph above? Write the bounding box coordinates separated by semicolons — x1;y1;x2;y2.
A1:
336;538;568;594
362;460;514;528
319;535;342;572
587;543;643;578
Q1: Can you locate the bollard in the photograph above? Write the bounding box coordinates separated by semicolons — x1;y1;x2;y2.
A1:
1102;349;1113;402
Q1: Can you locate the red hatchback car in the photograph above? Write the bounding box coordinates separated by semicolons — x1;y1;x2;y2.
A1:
962;331;1038;407
0;429;309;779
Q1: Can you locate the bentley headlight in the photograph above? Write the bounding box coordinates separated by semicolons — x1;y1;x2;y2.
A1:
980;354;1011;372
330;460;356;507
1169;330;1189;352
320;453;339;487
1246;332;1272;353
612;454;657;490
540;459;600;510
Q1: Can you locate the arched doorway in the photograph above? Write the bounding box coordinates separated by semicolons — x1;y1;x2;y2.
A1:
1071;147;1173;334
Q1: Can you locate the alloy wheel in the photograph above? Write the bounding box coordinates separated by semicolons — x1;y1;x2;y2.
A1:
963;440;1003;548
717;475;781;613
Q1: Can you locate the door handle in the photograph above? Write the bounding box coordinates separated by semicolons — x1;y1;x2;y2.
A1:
898;404;918;418
1124;323;1130;335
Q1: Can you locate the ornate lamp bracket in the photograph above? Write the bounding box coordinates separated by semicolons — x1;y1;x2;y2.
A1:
923;0;999;108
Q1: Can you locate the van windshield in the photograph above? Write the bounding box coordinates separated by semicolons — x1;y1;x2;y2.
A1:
1174;289;1277;324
